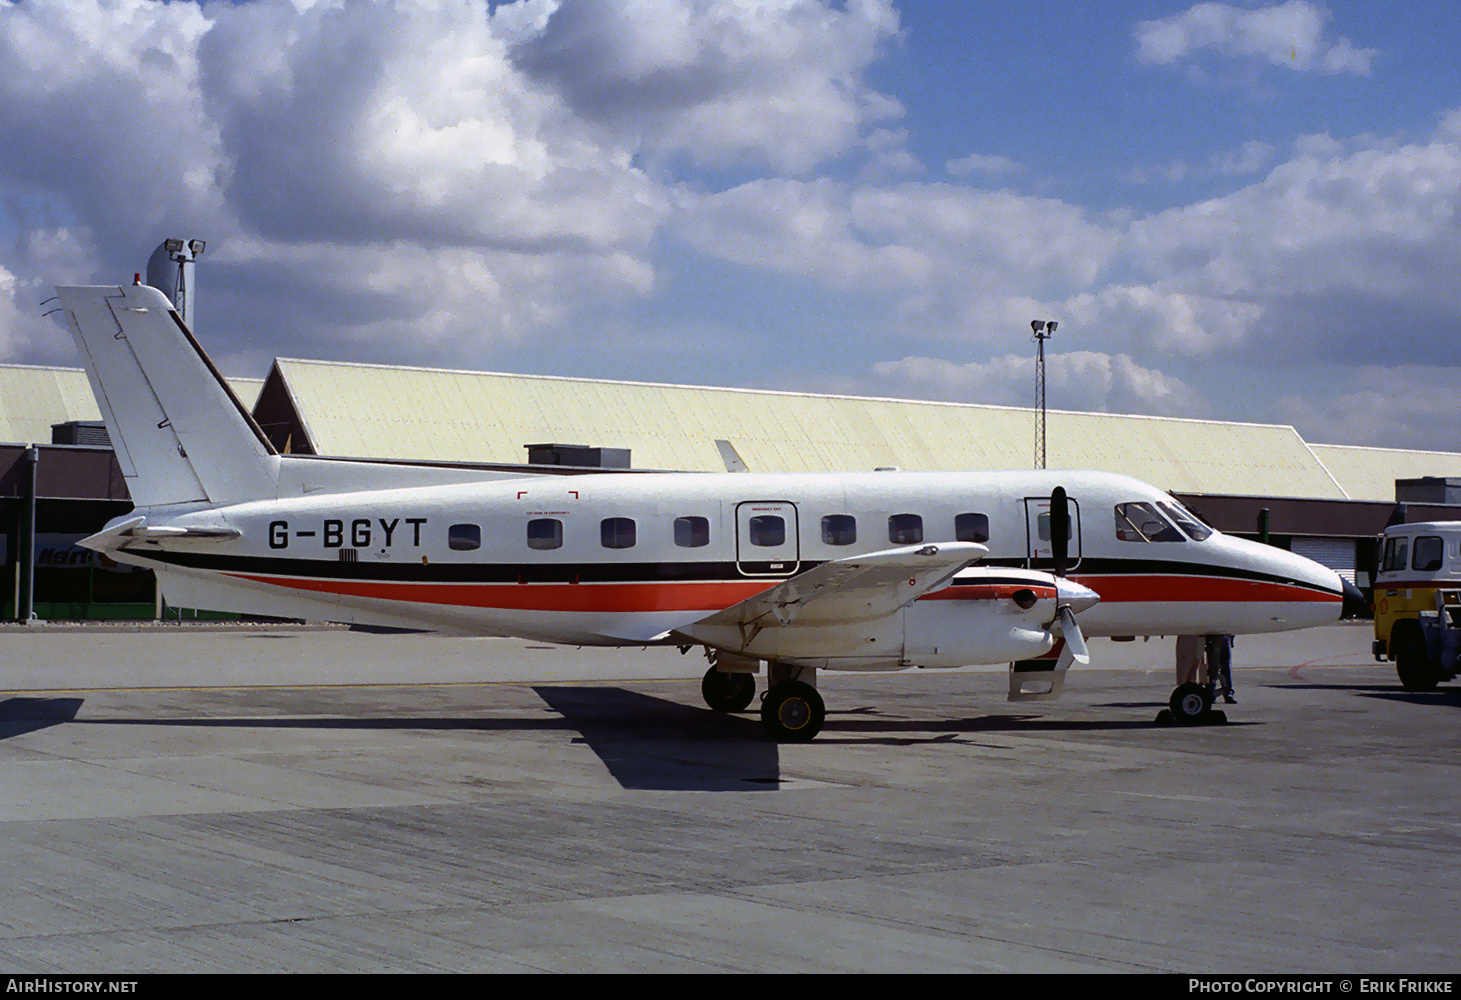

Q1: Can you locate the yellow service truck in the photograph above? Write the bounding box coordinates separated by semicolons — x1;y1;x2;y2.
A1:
1373;521;1461;690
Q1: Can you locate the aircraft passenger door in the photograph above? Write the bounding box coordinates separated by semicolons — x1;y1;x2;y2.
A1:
735;501;800;577
1024;495;1082;572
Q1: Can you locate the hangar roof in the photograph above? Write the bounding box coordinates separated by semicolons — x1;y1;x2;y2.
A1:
268;358;1351;500
11;357;1460;505
1306;443;1461;503
0;365;101;446
0;364;262;447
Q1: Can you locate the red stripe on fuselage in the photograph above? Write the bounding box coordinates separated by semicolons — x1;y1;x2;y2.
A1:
223;570;1335;613
228;574;773;613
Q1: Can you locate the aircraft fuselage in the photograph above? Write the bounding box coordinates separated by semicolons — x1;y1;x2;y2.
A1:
100;466;1345;661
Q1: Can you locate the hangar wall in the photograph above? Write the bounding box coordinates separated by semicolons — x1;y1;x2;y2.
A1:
0;368;262;620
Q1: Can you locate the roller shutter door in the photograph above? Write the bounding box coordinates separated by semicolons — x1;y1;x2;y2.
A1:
1291;537;1357;585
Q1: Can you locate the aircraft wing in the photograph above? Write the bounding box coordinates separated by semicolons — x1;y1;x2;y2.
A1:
676;541;987;644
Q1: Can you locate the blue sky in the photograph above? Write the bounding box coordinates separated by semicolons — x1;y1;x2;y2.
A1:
1;1;1458;451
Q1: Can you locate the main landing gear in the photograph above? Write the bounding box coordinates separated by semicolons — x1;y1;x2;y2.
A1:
700;665;756;713
700;656;826;742
759;681;825;743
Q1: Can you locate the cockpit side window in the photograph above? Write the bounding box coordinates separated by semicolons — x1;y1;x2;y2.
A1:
1114;502;1184;542
1157;500;1213;541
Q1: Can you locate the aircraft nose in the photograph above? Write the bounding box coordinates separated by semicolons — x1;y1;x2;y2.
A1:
1057;578;1100;614
1341;578;1370;619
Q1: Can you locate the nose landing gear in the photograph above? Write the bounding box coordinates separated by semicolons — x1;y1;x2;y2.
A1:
1159;682;1226;725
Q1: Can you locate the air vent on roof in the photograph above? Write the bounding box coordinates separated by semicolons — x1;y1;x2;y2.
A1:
51;421;111;447
1396;477;1461;505
525;443;630;468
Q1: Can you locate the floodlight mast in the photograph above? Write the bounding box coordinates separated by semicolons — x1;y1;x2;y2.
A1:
145;238;206;331
1031;319;1058;469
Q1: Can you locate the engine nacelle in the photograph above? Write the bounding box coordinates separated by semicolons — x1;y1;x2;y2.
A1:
903;598;1057;668
701;567;1069;672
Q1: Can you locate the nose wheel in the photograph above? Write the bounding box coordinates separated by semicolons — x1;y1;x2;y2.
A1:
760;681;825;742
1161;682;1224;725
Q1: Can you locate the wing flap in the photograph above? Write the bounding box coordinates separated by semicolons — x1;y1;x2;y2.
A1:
680;541;987;643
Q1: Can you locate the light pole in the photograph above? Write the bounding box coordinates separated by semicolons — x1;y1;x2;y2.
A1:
1031;319;1058;469
145;238;206;330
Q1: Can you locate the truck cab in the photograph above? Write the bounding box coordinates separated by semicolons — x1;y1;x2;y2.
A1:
1373;521;1461;689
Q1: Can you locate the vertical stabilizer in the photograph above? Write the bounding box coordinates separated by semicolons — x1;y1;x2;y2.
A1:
56;284;278;507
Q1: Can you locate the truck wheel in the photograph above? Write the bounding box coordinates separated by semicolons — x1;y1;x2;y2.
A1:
1394;623;1440;691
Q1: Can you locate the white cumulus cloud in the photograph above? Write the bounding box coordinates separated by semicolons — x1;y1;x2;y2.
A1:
509;0;903;174
873;351;1208;418
1135;1;1376;75
0;0;907;368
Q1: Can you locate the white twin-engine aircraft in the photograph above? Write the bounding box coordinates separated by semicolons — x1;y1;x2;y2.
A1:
57;282;1352;741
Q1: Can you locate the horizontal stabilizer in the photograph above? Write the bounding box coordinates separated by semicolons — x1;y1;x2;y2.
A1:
79;516;242;553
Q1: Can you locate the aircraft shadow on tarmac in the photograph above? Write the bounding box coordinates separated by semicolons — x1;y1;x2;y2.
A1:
1274;679;1461;709
0;696;84;739
2;688;1188;793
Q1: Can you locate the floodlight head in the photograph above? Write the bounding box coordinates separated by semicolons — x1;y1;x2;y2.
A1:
189;239;206;255
164;238;184;253
1047;320;1058;334
1031;320;1045;334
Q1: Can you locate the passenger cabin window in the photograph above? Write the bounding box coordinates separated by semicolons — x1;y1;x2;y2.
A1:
1114;502;1183;542
1413;535;1444;572
822;514;857;546
749;515;785;547
601;517;636;549
674;516;710;548
955;513;989;543
888;513;923;544
527;518;563;551
1382;537;1409;573
448;524;481;551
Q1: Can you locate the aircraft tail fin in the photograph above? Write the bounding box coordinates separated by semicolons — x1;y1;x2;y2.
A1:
55;283;279;507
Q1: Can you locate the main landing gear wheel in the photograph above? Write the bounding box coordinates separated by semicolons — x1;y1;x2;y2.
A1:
1168;682;1215;725
701;666;756;712
760;681;825;743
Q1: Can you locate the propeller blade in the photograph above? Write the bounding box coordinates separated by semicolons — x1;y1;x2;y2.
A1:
1050;486;1069;577
1056;604;1090;666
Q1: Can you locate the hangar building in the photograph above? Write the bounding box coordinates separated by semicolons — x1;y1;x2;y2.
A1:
4;358;1461;620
